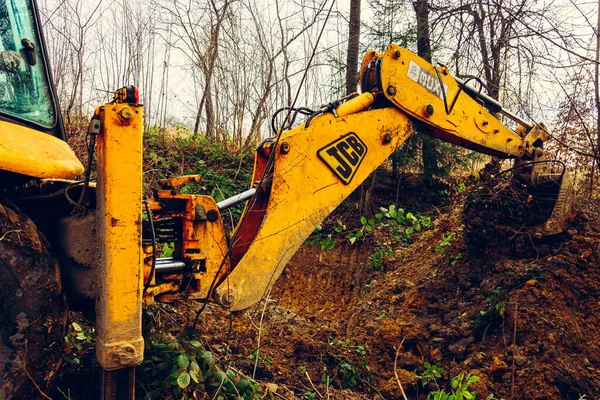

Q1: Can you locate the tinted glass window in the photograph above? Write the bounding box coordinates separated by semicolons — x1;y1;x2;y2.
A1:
0;0;55;128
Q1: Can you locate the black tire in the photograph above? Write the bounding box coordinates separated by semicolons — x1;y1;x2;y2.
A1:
0;199;67;399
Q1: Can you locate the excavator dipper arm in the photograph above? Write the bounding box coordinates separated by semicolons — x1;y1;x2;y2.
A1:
215;103;414;311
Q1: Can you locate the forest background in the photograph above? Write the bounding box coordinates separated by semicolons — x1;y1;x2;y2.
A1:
41;0;600;191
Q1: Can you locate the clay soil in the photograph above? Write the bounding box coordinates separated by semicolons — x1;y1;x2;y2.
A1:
182;175;600;400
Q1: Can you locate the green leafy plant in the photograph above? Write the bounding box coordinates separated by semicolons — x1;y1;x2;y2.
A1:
247;350;273;365
427;373;479;400
415;364;484;400
474;301;506;340
417;362;446;387
306;224;335;250
347;216;376;244
64;321;96;367
141;333;261;399
347;205;432;246
378;205;432;237
435;232;457;257
327;339;370;389
369;245;394;271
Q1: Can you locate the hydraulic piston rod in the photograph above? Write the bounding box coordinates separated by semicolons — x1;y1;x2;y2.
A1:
154;258;186;273
455;77;533;129
217;188;257;210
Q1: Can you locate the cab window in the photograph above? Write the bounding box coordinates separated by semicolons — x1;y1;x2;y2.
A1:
0;0;55;128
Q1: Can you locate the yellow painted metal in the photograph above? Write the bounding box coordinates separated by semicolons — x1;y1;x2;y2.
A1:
336;92;375;117
158;174;202;189
0;120;83;178
143;193;229;302
374;44;532;158
215;107;414;311
95;103;144;371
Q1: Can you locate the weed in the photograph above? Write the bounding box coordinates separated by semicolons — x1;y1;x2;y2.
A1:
369;245;394;271
427;373;479;400
247;350;273;365
474;301;506;340
347;205;432;246
378;205;432;239
327;339;370;389
347;216;375;244
306;224;336;250
64;322;95;364
415;364;488;400
416;362;446;387
435;232;457;257
141;333;260;399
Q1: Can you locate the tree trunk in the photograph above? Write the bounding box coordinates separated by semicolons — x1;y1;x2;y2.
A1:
345;0;361;95
593;0;600;198
413;0;439;176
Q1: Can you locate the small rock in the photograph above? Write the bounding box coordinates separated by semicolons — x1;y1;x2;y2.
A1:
430;347;443;362
448;337;474;356
265;383;278;393
396;369;417;385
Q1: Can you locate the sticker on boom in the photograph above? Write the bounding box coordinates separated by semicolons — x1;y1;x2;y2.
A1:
318;132;368;185
407;60;448;100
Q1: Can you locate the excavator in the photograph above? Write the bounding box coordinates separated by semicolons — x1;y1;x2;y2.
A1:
0;0;574;399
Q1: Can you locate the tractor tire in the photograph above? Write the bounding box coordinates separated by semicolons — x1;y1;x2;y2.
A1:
0;199;67;399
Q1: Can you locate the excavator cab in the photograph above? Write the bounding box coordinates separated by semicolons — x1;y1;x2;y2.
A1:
0;0;80;187
0;0;62;137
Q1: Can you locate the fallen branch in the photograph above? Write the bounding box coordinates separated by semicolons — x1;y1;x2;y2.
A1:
304;370;323;399
393;338;409;400
511;301;518;400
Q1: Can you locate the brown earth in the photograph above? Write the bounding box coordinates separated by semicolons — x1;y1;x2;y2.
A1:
40;173;600;400
187;177;600;400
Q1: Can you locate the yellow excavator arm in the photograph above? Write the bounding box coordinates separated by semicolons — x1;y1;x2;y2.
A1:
206;44;569;311
138;43;571;312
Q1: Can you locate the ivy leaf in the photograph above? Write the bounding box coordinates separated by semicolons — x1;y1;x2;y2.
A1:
189;340;202;348
189;369;200;384
201;351;213;362
451;377;459;389
177;371;191;388
190;361;200;373
177;354;190;369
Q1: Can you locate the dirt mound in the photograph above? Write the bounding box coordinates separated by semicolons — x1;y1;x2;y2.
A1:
193;184;600;399
463;164;560;260
343;202;600;399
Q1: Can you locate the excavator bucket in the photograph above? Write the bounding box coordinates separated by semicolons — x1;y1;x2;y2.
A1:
529;170;575;237
512;147;576;238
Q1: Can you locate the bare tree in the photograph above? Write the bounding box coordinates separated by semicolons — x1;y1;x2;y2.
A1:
345;0;361;95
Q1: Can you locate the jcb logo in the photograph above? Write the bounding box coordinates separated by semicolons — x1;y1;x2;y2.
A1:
318;133;368;185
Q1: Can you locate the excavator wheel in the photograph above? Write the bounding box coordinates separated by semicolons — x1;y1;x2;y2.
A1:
0;198;67;399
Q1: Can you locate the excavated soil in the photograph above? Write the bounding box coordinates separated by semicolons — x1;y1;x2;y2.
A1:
186;176;600;400
40;173;600;399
